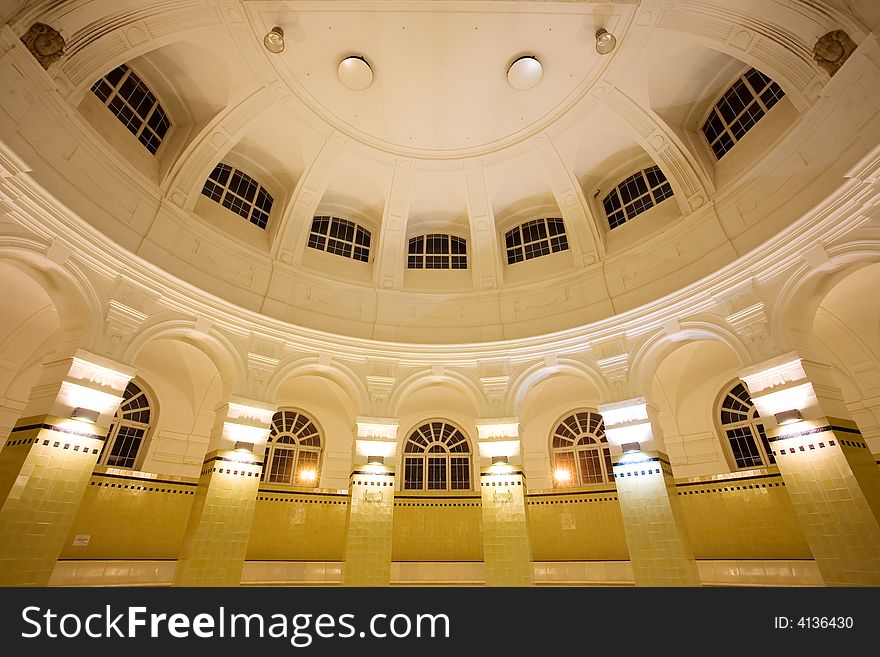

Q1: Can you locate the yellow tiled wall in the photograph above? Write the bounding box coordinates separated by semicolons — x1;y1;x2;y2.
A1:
0;418;108;585
60;469;195;559
678;472;812;559
343;469;395;585
392;494;483;562
174;451;263;586
247;489;348;561
527;487;629;561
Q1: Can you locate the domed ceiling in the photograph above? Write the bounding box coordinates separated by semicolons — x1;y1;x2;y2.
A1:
4;0;843;344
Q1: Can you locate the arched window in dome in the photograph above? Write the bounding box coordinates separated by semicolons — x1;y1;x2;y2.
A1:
504;217;568;265
201;163;273;229
308;216;371;262
719;381;775;469
403;421;472;491
100;380;153;469
602;165;674;230
90;63;170;155
407;234;467;269
551;411;613;486
702;67;786;160
262;410;322;487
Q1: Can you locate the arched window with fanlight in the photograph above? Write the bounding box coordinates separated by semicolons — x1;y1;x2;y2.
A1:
719;381;775;469
551;411;613;486
403;420;472;491
100;380;153;469
262;410;322;487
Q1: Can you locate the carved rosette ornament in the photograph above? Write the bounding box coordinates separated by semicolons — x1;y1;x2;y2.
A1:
20;22;65;69
813;30;856;77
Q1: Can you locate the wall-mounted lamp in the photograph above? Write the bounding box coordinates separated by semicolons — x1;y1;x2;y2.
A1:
553;468;571;484
234;441;255;453
491;455;509;465
774;409;803;425
70;407;100;422
621;442;641;453
263;26;284;54
297;469;317;483
595;28;617;55
366;455;385;465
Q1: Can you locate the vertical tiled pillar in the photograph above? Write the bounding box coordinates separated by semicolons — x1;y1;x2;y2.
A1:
741;354;880;585
343;417;399;586
0;350;135;586
477;418;533;585
599;398;700;586
173;398;274;586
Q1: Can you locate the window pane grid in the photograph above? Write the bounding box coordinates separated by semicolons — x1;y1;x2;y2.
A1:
264;410;322;487
407;234;468;269
90;64;170;155
308;216;371;262
552;412;612;486
505;217;569;265
201;163;274;229
702;67;786;160
603;165;674;230
720;382;773;469
102;381;152;469
403;422;471;491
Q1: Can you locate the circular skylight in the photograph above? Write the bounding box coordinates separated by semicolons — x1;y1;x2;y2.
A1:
507;55;542;90
338;56;373;90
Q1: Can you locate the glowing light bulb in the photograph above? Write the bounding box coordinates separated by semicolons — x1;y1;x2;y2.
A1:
554;468;571;484
298;469;317;483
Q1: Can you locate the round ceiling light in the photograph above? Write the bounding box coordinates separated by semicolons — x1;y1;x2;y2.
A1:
507;55;542;90
263;26;285;54
595;28;617;55
338;56;373;90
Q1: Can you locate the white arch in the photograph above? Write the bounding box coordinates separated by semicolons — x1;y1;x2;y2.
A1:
267;357;369;413
631;321;751;394
122;318;246;400
390;369;486;418
508;358;609;416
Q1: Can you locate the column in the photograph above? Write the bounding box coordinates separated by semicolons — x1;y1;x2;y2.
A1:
0;349;135;586
173;398;274;586
343;417;398;586
741;353;880;585
477;418;533;586
599;397;700;586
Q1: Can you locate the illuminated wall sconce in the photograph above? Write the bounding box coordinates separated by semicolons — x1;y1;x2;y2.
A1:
553;468;572;484
366;455;385;465
774;409;803;425
298;469;317;483
70;407;100;422
234;441;255;452
621;442;641;453
491;455;509;465
263;26;284;53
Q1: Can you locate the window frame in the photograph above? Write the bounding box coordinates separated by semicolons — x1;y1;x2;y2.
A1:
401;419;473;492
701;66;786;160
550;410;614;487
90;63;171;155
99;379;155;470
717;380;775;471
262;409;324;488
601;165;675;230
307;215;372;263
201;162;274;229
407;233;468;270
504;217;569;265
